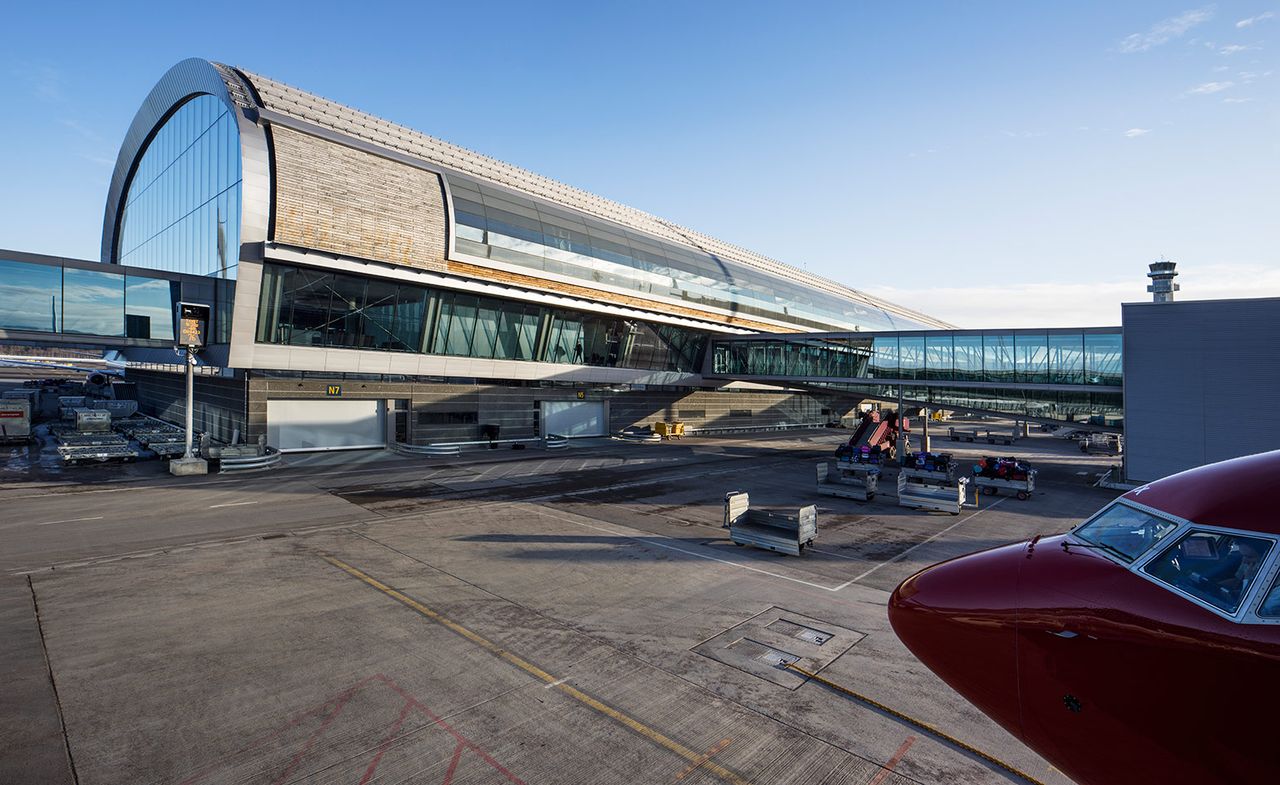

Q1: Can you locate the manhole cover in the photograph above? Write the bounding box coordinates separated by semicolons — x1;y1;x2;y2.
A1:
693;607;866;689
767;619;833;646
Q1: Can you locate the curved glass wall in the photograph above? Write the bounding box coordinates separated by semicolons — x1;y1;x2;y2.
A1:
116;94;241;279
447;174;928;333
256;263;707;373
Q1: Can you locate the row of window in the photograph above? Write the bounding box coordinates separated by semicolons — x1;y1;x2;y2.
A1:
449;174;925;333
711;332;1123;386
117;93;242;279
1075;503;1280;619
0;259;177;339
255;263;708;373
808;381;1124;424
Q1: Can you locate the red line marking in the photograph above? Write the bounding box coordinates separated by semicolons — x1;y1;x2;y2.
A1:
868;735;916;785
675;738;733;781
357;700;415;785
441;740;467;785
176;673;527;785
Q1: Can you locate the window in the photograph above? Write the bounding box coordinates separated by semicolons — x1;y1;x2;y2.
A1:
0;259;61;332
1143;531;1274;614
679;409;706;419
117;94;241;278
729;409;752;418
63;268;125;336
1072;503;1179;562
1259;572;1280;618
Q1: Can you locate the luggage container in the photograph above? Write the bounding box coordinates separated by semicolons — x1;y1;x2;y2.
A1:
816;462;878;502
972;470;1037;500
723;491;817;556
897;472;967;515
72;408;113;433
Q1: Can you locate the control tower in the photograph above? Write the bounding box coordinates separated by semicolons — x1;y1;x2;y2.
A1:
1147;259;1180;303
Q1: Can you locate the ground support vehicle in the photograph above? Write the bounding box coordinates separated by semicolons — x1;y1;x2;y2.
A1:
972;469;1037;500
723;491;817;556
897;473;967;515
816;462;878;502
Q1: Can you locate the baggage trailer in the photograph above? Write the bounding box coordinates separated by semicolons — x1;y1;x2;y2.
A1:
723;491;817;556
948;427;979;442
984;429;1019;445
0;400;32;444
897;472;967;515
816;462;878;502
972;469;1037;500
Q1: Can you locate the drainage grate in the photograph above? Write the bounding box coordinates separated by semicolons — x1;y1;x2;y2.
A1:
767;619;833;646
726;638;800;669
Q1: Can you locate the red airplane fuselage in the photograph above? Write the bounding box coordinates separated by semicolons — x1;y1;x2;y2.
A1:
889;451;1280;785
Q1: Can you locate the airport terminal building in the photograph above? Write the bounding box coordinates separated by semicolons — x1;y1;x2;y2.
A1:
2;57;1276;480
85;58;950;450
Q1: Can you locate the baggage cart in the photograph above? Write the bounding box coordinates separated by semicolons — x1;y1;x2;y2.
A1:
723;491;817;556
972;469;1037;500
816;462;878;502
984;429;1018;445
948;427;979;442
897;472;967;515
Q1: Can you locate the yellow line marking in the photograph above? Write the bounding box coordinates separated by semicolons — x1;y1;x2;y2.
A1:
323;555;752;785
784;663;1047;785
676;738;733;781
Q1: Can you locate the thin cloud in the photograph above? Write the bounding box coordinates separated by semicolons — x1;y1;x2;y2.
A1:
1124;128;1152;137
1219;44;1257;55
15;64;64;103
1187;80;1234;94
1118;7;1215;53
864;264;1280;329
1222;97;1253;103
1236;12;1274;28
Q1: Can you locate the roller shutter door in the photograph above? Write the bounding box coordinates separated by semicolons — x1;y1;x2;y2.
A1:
267;399;385;452
541;401;605;438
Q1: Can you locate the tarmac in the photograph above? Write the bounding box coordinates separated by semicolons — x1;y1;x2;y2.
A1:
0;424;1123;785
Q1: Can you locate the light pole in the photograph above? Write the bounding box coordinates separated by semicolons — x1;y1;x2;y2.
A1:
170;302;211;476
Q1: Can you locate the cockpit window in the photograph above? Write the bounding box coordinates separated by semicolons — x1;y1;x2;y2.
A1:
1073;503;1179;562
1143;531;1274;615
1259;571;1280;618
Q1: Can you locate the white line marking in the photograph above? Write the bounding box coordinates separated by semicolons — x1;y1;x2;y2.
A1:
35;515;105;526
544;677;569;689
208;501;259;509
848;496;1010;584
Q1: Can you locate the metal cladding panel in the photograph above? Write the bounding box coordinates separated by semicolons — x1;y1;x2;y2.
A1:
1123;299;1280;483
267;399;384;452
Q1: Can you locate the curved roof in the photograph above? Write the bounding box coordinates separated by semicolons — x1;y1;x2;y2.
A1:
106;59;951;330
1124;450;1280;536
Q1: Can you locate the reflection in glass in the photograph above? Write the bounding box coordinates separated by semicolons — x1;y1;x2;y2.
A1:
953;335;983;382
925;334;953;380
984;334;1015;383
63;268;125;336
870;336;898;377
125;276;177;340
1049;333;1084;385
117;94;241;279
1084;333;1123;386
254;263;707;373
898;336;924;380
447;174;929;333
1016;334;1048;384
0;260;61;332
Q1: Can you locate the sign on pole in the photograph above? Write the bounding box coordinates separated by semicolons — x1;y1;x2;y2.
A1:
178;302;211;349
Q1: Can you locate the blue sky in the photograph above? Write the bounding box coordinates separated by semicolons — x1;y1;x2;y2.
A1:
1;2;1276;326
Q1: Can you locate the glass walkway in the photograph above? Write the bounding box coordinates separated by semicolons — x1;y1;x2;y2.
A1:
707;327;1124;427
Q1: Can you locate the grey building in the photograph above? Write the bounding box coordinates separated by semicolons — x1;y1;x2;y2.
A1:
1123;297;1280;482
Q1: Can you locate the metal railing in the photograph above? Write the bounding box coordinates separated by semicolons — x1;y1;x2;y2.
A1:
218;447;284;473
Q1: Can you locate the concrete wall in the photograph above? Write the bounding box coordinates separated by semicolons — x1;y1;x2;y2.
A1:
1123;298;1280;483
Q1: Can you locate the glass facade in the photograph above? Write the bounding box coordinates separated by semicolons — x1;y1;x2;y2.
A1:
711;328;1123;388
448;174;929;333
803;380;1124;425
256;263;708;373
0;257;200;343
116;94;242;278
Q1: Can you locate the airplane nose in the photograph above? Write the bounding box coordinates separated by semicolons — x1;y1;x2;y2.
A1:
888;542;1024;737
